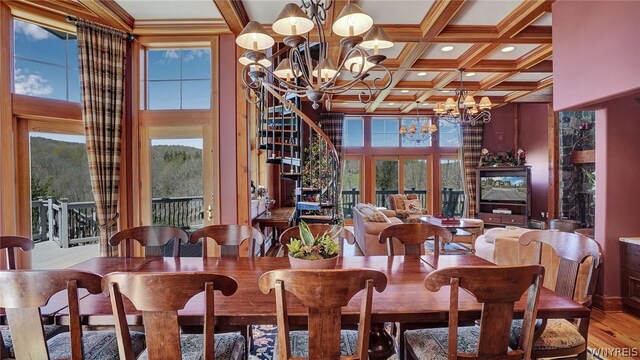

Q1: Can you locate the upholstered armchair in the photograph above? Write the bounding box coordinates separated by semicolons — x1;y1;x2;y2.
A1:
385;194;429;220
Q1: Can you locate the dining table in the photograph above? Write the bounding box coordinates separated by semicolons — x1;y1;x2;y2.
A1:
49;254;589;358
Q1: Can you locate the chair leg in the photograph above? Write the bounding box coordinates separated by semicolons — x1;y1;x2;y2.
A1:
241;325;251;360
397;323;405;360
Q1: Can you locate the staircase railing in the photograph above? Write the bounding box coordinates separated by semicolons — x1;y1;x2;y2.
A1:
260;84;341;223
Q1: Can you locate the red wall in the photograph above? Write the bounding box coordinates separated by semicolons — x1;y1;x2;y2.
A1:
595;95;640;298
554;0;640;302
518;104;549;221
219;35;238;224
483;103;550;221
553;0;640;111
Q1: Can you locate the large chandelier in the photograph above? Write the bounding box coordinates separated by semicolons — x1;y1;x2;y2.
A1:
433;69;492;126
400;101;438;145
235;1;394;110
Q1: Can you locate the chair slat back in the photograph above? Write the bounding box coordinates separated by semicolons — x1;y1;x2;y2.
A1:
519;230;602;302
379;223;452;256
103;272;238;360
278;225;355;256
424;265;544;360
0;270;103;360
0;236;35;269
108;226;189;257
259;269;387;360
189;224;265;258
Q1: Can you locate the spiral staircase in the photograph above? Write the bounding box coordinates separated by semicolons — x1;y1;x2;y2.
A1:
256;84;340;224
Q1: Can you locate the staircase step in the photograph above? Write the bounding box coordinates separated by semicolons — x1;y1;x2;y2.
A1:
281;173;302;180
265;157;301;166
300;187;322;194
259;143;299;150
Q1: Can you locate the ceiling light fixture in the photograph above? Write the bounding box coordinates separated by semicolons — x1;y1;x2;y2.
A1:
465;72;476;77
433;69;492;126
399;101;438;144
417;72;427;76
237;1;394;110
441;45;455;52
388;102;395;106
501;46;516;53
400;89;409;93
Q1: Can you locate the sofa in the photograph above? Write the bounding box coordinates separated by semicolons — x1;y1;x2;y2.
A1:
352;203;404;255
385;194;429;221
475;227;591;298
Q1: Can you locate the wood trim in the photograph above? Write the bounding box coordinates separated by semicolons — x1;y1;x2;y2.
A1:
0;3;17;241
139;110;214;126
76;0;133;32
133;20;230;36
12;95;82;121
593;295;624;313
213;0;249;36
570;150;595;165
6;0;106;32
547;104;558;220
15;117;30;268
236;44;250;226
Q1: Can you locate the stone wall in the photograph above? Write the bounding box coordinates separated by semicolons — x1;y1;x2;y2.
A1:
558;111;596;227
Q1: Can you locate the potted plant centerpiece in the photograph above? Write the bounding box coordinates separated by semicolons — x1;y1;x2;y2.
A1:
287;221;341;269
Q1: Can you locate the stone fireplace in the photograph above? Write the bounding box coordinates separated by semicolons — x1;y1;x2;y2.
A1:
558;111;596;227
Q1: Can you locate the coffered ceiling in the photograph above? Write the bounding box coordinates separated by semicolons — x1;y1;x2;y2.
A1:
9;0;554;114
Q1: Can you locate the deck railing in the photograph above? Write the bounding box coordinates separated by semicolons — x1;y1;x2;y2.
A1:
31;196;204;248
340;188;464;219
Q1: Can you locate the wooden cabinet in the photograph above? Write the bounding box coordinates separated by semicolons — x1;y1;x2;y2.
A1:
621;238;640;313
476;166;531;226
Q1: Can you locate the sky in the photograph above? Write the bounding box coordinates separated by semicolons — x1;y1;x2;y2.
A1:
13;19;211;110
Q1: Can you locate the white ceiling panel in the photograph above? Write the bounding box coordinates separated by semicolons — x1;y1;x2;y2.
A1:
449;0;524;26
532;13;552;26
508;72;552;82
115;0;221;20
461;72;492;81
485;44;542;60
478;90;512;96
403;71;439;81
360;0;435;25
377;42;406;59
420;43;474;60
390;90;418;96
243;0;289;24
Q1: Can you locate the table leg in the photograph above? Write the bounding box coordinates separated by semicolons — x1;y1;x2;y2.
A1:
368;323;396;360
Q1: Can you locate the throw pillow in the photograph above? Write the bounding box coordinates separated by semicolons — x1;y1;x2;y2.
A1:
367;210;389;222
404;199;422;213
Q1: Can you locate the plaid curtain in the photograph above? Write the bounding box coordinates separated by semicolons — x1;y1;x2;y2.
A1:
460;124;484;218
320;113;345;221
77;19;127;257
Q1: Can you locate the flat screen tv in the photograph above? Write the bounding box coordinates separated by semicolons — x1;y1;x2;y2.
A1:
480;176;527;202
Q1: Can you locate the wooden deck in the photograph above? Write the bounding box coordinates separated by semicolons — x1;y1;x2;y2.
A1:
32;240;99;269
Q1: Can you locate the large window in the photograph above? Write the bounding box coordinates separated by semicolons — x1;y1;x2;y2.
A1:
438;120;462;147
371;118;399;147
146;49;211;110
343;117;364;147
13;19;79;102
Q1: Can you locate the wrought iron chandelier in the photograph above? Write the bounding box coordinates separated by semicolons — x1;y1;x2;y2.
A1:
433;69;492;126
399;101;438;145
235;1;394;110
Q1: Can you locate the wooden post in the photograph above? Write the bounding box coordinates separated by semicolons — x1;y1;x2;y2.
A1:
547;105;559;220
39;199;47;242
47;197;54;243
60;198;69;248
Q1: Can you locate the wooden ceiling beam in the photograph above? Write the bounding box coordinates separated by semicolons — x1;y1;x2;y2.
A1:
516;44;553;69
496;0;552;39
77;0;133;31
213;0;249;36
365;0;466;113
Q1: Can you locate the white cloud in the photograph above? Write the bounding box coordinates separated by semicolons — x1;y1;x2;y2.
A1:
164;50;179;59
14;20;51;41
14;68;54;96
183;49;208;63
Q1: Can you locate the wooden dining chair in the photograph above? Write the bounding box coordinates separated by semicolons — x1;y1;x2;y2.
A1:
259;269;387;360
0;236;34;270
189;224;265;258
0;269;145;360
405;265;545;360
103;271;244;360
378;223;452;256
510;230;602;360
108;225;189;257
278;225;356;256
0;236;66;360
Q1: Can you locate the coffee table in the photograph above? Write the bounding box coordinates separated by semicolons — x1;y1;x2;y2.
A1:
414;215;483;254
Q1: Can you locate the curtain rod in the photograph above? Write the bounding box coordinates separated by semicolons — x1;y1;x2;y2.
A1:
66;16;136;41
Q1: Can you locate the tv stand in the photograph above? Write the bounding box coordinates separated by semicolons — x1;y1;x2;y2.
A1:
476;166;531;226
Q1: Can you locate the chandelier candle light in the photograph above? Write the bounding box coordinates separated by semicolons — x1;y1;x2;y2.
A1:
433;69;492;126
400;101;438;145
236;0;394;110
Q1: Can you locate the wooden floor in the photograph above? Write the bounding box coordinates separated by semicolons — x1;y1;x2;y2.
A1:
588;309;640;359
